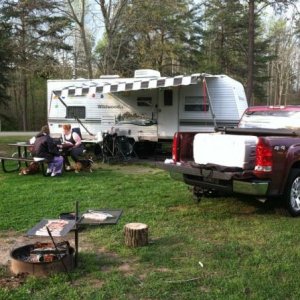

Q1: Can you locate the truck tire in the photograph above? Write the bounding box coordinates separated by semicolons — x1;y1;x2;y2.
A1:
284;169;300;217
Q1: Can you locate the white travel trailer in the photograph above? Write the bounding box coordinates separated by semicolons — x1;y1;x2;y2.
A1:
47;69;248;142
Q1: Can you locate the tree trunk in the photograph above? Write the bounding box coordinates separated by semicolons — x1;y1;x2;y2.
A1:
246;0;255;105
12;82;22;129
284;79;289;106
99;0;128;75
80;24;93;79
124;223;148;247
20;12;28;131
21;72;28;131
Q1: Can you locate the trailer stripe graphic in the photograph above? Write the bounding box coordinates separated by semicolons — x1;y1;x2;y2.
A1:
52;73;209;97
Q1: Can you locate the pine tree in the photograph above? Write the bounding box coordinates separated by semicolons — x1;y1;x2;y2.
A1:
200;0;275;102
1;0;72;130
200;0;248;77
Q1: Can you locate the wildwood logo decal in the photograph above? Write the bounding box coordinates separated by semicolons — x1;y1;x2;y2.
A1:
98;105;124;109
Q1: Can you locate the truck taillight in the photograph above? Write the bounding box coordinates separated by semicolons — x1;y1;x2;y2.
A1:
172;132;180;162
254;137;272;175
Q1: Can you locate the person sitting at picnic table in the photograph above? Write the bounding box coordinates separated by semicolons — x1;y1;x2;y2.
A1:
32;125;64;177
59;124;85;171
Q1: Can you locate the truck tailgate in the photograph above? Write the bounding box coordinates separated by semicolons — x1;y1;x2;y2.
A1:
193;133;258;169
158;161;236;180
157;161;269;196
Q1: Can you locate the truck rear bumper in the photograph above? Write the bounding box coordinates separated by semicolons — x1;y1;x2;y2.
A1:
158;162;269;196
233;180;269;195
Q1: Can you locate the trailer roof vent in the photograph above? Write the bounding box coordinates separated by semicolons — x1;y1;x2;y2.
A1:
100;75;120;79
134;69;161;78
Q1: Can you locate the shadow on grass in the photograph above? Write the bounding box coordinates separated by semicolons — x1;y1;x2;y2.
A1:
192;193;290;218
77;251;123;275
232;196;289;217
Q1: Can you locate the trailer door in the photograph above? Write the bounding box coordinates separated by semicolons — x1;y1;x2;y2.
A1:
157;88;178;140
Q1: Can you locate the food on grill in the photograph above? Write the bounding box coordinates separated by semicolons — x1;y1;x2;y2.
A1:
82;211;113;221
35;220;69;236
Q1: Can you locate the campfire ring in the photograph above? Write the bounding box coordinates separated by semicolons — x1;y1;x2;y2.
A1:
10;244;75;276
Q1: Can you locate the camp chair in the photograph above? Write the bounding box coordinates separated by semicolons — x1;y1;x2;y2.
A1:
101;133;117;163
72;127;82;139
115;136;136;161
100;133;136;163
72;127;86;153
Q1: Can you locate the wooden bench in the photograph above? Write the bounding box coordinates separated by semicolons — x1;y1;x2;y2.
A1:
0;156;48;176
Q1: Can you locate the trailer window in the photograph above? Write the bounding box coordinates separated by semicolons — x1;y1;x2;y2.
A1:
184;96;209;112
137;97;152;106
66;106;86;118
164;90;173;106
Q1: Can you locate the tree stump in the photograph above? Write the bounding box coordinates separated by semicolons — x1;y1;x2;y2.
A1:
124;223;148;247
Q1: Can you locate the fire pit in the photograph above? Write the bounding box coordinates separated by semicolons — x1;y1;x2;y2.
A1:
10;241;75;276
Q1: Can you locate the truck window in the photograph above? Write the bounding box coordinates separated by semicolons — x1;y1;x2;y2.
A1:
239;110;300;129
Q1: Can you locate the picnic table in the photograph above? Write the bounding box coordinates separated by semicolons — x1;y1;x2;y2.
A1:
8;142;33;160
0;142;48;175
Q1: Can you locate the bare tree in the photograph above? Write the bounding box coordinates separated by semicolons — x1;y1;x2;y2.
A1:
268;19;298;105
95;0;129;74
62;0;94;78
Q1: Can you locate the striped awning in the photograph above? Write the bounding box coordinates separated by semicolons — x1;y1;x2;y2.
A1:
52;73;210;97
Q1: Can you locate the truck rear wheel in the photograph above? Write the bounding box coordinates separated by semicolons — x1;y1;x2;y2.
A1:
285;169;300;217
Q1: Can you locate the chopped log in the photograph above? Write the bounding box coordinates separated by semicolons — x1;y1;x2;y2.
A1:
124;223;148;247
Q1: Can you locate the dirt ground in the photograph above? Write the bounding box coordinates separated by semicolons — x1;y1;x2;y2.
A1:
0;231;82;266
0;230;113;289
0;228;142;291
0;231;71;288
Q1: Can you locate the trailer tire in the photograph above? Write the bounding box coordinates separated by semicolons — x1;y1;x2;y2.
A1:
284;169;300;217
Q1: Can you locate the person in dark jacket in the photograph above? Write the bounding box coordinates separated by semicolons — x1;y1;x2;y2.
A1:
33;125;64;177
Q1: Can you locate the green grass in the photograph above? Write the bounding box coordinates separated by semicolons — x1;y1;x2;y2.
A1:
1;136;300;299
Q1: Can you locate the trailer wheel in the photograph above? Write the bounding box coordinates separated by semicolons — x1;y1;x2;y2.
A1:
284;169;300;217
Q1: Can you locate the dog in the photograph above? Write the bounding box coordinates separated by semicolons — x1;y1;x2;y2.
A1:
74;159;93;173
19;162;40;175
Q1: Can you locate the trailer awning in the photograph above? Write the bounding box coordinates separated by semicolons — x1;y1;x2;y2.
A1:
52;73;212;97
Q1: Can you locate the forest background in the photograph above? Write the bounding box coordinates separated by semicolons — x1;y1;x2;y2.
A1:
0;0;299;131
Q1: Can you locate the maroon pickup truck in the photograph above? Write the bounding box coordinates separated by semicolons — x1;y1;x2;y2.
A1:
161;106;300;216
